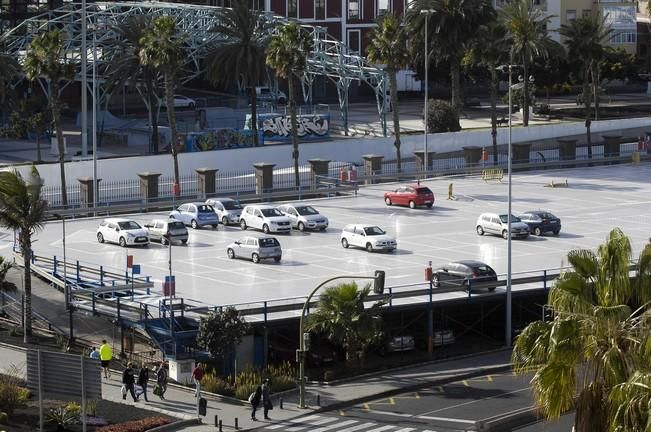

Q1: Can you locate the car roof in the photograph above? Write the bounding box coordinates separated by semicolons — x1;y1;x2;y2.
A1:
245;204;276;209
102;218;135;223
237;235;277;241
455;260;490;267
523;210;553;216
210;197;236;203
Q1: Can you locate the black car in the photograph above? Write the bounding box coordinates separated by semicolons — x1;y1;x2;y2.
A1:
431;260;498;292
518;211;561;236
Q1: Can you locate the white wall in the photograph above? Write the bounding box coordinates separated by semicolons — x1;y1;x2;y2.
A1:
22;117;651;188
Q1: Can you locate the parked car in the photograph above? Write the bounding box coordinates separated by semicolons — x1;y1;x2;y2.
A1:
255;86;287;105
226;236;282;263
384;184;434;209
277;204;329;231
206;198;243;226
239;204;292;234
476;213;530;239
518;210;561;236
96;218;149;247
143;219;188;245
384;334;415;353
340;224;397;252
431;260;498;292
161;94;196;109
169;202;219;229
433;329;455;346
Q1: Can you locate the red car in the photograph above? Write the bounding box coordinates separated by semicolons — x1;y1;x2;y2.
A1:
384;184;434;209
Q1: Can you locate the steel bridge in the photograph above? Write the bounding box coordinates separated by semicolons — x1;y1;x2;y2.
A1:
0;1;389;135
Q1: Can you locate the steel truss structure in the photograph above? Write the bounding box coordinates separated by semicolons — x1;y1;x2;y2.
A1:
0;1;389;135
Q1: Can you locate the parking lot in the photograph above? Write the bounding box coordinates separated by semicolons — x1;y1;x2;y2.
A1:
4;162;651;308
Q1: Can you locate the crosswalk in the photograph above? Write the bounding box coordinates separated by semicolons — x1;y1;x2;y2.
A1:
261;414;464;432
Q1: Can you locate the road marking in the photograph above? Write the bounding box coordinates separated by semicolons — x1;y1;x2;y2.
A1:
339;409;346;416
393;428;416;432
420;387;530;416
285;417;339;431
362;426;397;432
462;380;469;387
264;415;322;429
310;420;359;432
416;415;476;424
337;422;380;432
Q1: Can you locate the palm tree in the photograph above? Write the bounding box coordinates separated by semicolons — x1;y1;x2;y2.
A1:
139;16;186;194
0;45;20;114
500;0;554;126
405;0;493;114
23;30;74;207
107;15;162;154
513;228;651;432
367;13;409;172
0;167;48;342
205;0;270;147
266;22;313;188
560;14;612;160
306;282;384;367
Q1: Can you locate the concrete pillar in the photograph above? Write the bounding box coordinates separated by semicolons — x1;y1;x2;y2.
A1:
557;139;577;161
512;143;532;164
195;168;218;199
362;154;383;184
308;159;330;187
137;172;162;202
462;146;482;166
413;150;436;171
602;134;621;158
77;177;101;209
253;163;275;194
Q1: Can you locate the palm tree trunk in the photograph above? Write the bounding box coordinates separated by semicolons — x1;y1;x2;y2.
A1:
522;59;530;127
146;80;159;153
22;230;32;342
164;73;180;194
36;134;41;163
490;67;498;165
389;69;401;172
450;58;461;114
51;81;67;207
593;67;600;121
288;75;300;188
250;88;259;147
583;70;592;159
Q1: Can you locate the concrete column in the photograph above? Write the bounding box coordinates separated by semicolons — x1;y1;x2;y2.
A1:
137;172;162;202
462;146;482;166
602;134;621;158
78;177;101;209
195;168;218;199
512;143;532;164
413;150;436;171
308;159;330;187
557;139;577;161
362;154;384;184
253;163;275;194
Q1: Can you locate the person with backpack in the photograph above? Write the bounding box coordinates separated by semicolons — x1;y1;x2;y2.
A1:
261;378;272;420
249;384;262;421
136;365;150;402
121;362;138;402
155;364;168;400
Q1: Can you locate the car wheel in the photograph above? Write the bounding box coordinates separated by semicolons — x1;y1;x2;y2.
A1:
222;216;229;226
97;233;104;244
169;214;175;219
426;203;433;208
262;224;270;234
161;236;167;245
274;256;281;263
432;274;440;288
341;238;349;248
502;230;509;240
534;227;542;236
488;287;496;292
553;230;560;236
191;219;199;230
409;200;416;209
385;197;392;206
188;102;196;110
298;222;305;232
278;97;287;105
476;225;485;235
240;220;247;230
366;243;374;253
227;248;235;259
252;253;260;264
212;224;218;230
181;240;188;245
119;237;127;248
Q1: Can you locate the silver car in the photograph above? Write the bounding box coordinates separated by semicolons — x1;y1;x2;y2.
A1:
277;204;328;231
169;202;219;229
206;198;243;226
144;219;188;245
226;236;282;263
476;213;530;239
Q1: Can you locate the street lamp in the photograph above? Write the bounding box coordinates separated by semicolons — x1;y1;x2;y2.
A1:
54;213;74;343
297;271;385;409
420;9;435;173
165;233;174;338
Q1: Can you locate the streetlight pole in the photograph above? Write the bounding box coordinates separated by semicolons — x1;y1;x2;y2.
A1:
167;235;174;338
55;214;73;342
506;57;513;348
420;10;434;173
81;0;88;158
92;27;98;213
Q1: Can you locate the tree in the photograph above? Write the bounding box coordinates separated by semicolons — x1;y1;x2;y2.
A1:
500;0;554;126
367;13;409;172
512;228;651;432
305;282;384;367
266;22;313;188
23;30;74;207
139;16;186;194
405;0;494;115
426;99;461;133
197;306;250;359
560;14;612;159
0;45;21;119
107;15;162;154
205;0;270;147
0;167;48;342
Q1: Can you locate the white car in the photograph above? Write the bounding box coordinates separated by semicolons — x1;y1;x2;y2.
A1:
206;197;243;226
277;204;328;231
97;218;149;247
340;224;397;252
239;204;292;234
476;213;530;239
226;236;282;263
162;94;196;109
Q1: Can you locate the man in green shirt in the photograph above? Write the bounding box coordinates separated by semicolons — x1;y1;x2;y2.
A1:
99;339;112;379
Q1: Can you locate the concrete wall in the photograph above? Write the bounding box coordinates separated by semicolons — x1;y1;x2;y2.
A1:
22;117;651;188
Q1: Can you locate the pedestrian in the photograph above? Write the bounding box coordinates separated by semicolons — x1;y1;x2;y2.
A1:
191;361;204;397
89;347;100;360
249;383;262;421
136;365;150;402
155;364;168;400
99;340;112;379
121;362;138;402
261;378;272;420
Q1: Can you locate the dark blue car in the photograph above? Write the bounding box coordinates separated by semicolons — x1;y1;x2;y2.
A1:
518;211;561;236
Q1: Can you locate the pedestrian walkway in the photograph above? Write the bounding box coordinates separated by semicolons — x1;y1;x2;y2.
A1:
254;414;447;432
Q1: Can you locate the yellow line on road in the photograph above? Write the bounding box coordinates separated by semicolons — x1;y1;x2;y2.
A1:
363;403;370;411
339;409;346;416
462;380;469;386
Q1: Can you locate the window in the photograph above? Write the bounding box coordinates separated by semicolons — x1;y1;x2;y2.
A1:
566;10;576;22
316;0;326;19
378;0;389;15
349;0;359;19
582;9;591;17
288;0;297;18
347;29;361;54
610;30;637;43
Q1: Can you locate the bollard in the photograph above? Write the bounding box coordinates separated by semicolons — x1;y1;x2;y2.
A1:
219;419;222;432
280;397;283;409
447;183;454;200
235;417;239;429
214;414;218;426
316;394;321;406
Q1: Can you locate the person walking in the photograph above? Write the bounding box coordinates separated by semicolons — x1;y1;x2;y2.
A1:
136;366;150;402
121;362;138;402
99;340;112;379
191;362;204;397
89;347;100;360
249;384;262;421
261;378;272;420
155;364;168;400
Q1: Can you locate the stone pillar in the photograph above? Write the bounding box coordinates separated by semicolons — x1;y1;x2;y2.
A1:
362;154;384;184
462;146;482;166
557;139;577;161
78;177;101;209
195;168;218;199
253;163;275;194
138;172;161;202
512;143;532;164
413;150;436;171
602;134;621;158
308;159;330;187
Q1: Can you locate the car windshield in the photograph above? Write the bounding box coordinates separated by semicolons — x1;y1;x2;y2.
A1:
499;214;521;223
118;221;141;230
539;212;557;219
416;187;432;195
169;221;185;230
295;206;318;215
259;238;280;247
261;208;283;217
364;226;385;235
472;265;493;274
223;201;242;210
197;205;214;213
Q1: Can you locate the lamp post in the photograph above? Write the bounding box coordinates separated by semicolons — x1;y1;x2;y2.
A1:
506;60;513;348
81;0;87;158
420;9;434;173
298;271;385;409
166;234;174;338
54;214;73;342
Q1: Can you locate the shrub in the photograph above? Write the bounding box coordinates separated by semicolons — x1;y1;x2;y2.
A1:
46;406;80;428
96;416;172;432
232;362;296;400
86;399;97;416
0;381;28;415
426;99;460;133
201;372;234;396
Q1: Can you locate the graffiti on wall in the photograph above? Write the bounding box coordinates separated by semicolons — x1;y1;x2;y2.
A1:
262;115;329;139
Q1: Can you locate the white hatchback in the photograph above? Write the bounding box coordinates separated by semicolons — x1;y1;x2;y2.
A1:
239;204;292;234
97;218;149;247
476;213;530;239
277;204;328;231
340;224;397;252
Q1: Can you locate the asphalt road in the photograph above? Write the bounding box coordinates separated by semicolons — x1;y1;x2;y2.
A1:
3;163;651;309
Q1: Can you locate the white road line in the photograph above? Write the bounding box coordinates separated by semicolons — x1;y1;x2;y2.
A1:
310;419;359;432
419;387;529;416
362;426;397;432
393;428;417;432
285;417;339;431
337;422;381;432
415;415;475;424
264;414;323;429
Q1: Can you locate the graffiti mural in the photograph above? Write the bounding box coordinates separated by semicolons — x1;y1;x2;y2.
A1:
258;114;330;140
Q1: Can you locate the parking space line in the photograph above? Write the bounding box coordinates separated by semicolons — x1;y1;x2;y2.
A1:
419;387;530;417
